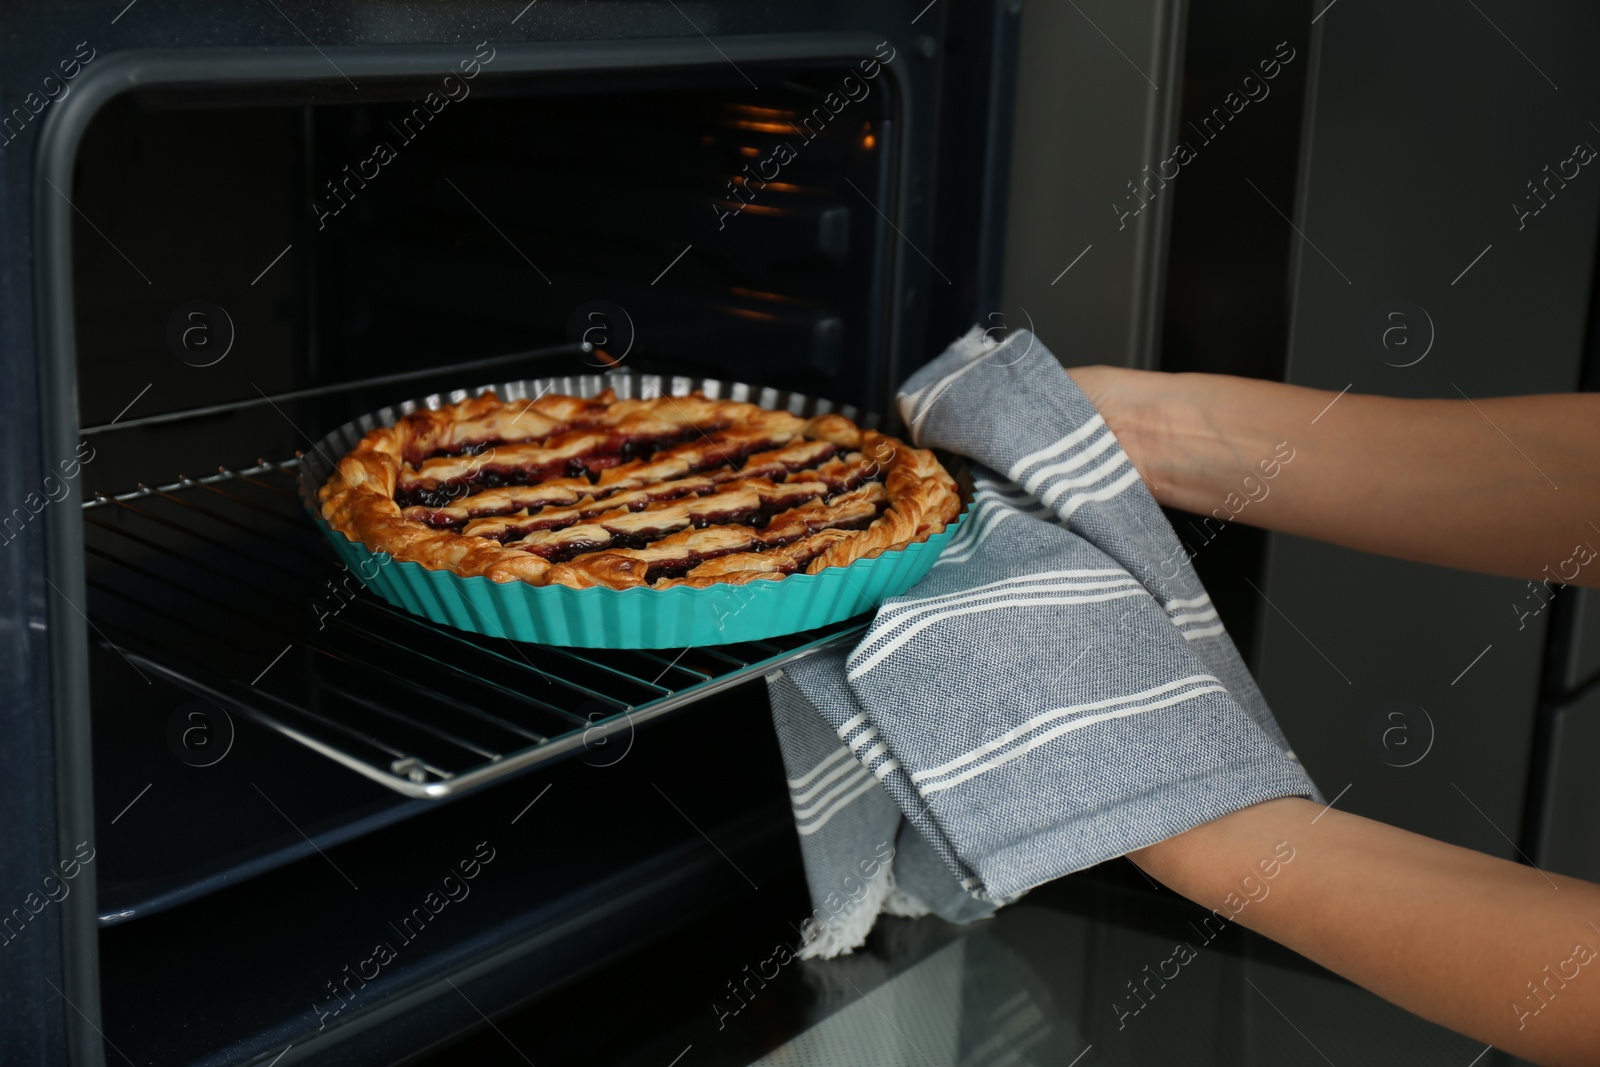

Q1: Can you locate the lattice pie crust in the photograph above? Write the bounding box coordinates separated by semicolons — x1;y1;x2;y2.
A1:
318;389;960;590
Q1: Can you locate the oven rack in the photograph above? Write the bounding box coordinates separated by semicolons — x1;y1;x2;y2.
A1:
81;459;866;799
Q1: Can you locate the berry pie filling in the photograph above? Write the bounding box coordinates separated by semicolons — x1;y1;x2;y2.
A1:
318;388;960;590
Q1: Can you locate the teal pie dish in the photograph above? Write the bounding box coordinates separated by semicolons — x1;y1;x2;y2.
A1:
298;372;967;648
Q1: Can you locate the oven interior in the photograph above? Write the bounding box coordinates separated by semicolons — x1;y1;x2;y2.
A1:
66;57;906;1066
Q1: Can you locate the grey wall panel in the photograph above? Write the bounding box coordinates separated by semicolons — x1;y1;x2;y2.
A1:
1563;588;1600;692
1257;536;1549;859
1537;683;1600;882
1259;0;1600;853
1001;0;1186;369
1282;2;1600;402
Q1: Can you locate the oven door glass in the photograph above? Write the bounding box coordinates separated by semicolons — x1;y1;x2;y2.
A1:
412;866;1489;1066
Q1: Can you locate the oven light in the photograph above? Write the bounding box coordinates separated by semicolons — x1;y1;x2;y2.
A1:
732;176;804;194
730;104;795;120
730;287;808;306
715;199;786;216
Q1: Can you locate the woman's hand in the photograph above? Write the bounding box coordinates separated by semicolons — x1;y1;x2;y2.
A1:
1063;366;1600;588
1065;366;1289;517
1064;365;1193;506
1131;799;1600;1066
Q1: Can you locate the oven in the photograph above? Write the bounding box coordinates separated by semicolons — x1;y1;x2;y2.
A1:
10;2;1595;1065
5;5;1023;1065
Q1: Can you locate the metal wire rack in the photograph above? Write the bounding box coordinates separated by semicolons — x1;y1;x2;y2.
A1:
82;459;866;798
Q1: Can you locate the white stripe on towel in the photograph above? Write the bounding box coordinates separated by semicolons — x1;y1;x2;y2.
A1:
906;349;994;435
972;477;1030;499
1038;453;1132;510
933;499;1017;568
796;776;883;835
1169;608;1219;626
876;568;1132;621
1182;623;1227;641
847;588;1149;680
1007;415;1107;481
1054;467;1144;520
1021;429;1119;495
849;727;881;753
859;741;889;764
975;486;1050;517
791;753;868;805
853;579;1144;667
917;684;1229;795
911;674;1221;782
786;745;853;789
792;765;874;820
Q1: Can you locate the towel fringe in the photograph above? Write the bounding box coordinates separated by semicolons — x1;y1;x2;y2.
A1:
883;884;932;919
948;322;998;360
796;861;917;959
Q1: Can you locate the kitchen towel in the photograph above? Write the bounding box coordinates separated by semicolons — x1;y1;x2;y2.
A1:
767;326;1318;959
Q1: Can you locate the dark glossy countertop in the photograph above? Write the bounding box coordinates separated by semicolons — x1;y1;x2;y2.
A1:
406;860;1526;1067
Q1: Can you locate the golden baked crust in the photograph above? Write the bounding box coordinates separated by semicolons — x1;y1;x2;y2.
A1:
317;388;961;590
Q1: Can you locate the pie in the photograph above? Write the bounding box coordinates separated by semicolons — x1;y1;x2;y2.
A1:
317;388;961;590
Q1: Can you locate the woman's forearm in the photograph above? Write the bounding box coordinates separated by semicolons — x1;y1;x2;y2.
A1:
1067;368;1600;588
1129;799;1600;1066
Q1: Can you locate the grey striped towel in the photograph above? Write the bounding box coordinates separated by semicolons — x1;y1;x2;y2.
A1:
767;326;1318;959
